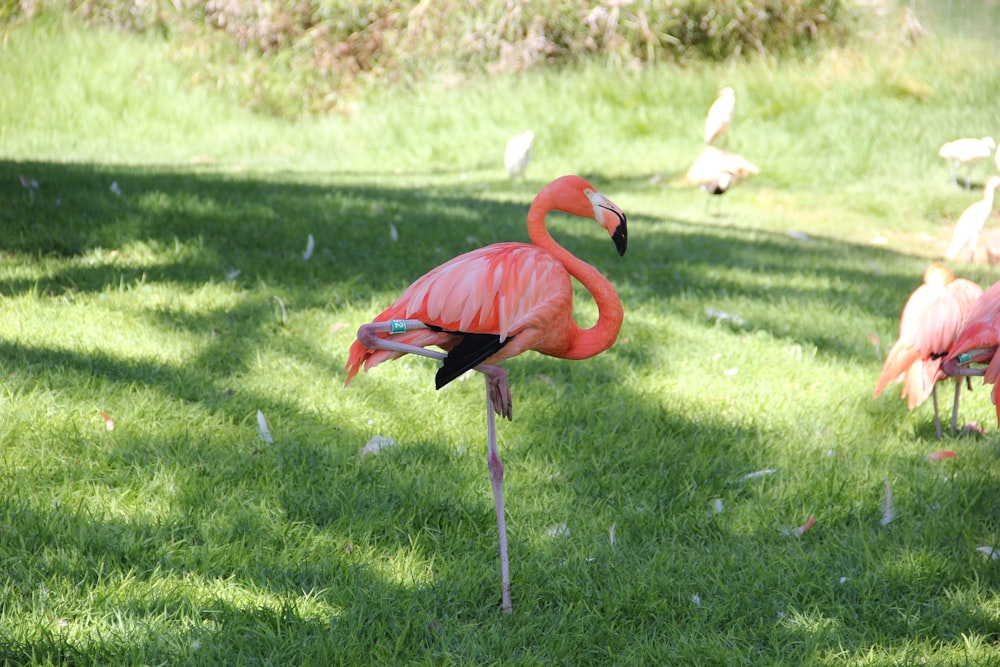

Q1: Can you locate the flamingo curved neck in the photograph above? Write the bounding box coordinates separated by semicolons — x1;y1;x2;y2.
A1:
526;193;623;360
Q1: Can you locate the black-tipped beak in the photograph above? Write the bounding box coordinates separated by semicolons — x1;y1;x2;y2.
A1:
611;212;627;257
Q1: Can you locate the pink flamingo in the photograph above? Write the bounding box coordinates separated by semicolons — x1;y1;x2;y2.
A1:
344;175;628;614
874;264;982;437
942;279;1000;426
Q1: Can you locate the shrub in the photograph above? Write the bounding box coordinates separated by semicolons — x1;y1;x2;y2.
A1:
3;0;852;116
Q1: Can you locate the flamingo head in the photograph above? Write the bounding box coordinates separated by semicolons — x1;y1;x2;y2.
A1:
542;175;628;256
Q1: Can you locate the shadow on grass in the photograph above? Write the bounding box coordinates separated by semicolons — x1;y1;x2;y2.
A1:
0;158;960;353
3;375;1000;663
4;159;1000;661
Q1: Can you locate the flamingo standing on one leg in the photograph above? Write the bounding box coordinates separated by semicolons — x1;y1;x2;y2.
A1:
942;279;1000;426
344;175;627;615
874;264;982;438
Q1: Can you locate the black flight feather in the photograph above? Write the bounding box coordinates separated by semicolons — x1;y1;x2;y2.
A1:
433;331;512;389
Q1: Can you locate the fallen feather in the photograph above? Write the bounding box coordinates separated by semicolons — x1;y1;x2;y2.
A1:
962;421;987;434
389;223;399;242
225;269;241;281
711;498;724;514
546;523;570;538
723;367;738;377
608;522;616;546
274;296;287;323
880;479;894;526
692;594;701;606
360;435;396;458
110;181;122;196
976;546;999;560
302;234;315;260
839;577;849;584
736;469;777;482
926;450;958;461
785;230;809;240
98;410;115;431
330;322;349;334
19;174;38;190
705;307;745;326
256;410;274;444
794;514;816;536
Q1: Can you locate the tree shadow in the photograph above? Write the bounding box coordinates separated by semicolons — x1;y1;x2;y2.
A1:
4;158;998;662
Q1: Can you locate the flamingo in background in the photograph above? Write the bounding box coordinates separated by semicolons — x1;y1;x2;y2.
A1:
345;175;628;614
704;87;735;145
504;131;535;180
939;136;996;189
945;176;1000;261
874;264;982;438
942;279;1000;427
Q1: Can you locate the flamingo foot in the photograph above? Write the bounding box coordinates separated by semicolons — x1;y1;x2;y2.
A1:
480;364;512;420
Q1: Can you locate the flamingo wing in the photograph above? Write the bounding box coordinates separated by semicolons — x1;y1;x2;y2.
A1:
345;242;573;386
875;276;982;404
912;278;984;355
876;283;947;398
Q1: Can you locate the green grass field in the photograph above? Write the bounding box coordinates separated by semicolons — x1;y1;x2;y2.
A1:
2;8;1000;666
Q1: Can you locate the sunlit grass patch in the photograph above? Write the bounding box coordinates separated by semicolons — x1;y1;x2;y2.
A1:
1;8;1000;666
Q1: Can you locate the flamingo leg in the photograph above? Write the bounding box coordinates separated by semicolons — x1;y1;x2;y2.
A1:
941;347;997;378
357;320;447;362
357;320;513;420
951;378;962;435
357;319;515;614
485;385;513;614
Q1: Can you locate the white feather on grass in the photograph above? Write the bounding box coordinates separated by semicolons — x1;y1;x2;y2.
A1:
880;479;895;526
257;410;274;444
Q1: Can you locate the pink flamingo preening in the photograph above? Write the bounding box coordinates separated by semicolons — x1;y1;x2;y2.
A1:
344;175;628;614
942;279;1000;426
874;264;982;438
